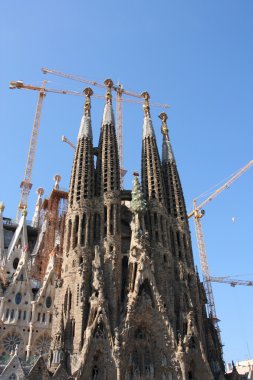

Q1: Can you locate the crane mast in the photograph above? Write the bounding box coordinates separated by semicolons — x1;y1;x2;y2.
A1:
15;82;46;221
189;160;253;344
116;86;124;189
193;200;221;339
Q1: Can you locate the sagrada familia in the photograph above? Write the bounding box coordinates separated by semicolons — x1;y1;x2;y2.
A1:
0;80;238;379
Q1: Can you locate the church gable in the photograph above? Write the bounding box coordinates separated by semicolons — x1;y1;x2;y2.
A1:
27;356;51;380
52;363;69;379
0;355;25;379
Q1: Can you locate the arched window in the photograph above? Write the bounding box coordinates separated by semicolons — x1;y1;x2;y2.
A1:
15;292;22;305
13;258;19;270
46;296;52;308
92;365;99;379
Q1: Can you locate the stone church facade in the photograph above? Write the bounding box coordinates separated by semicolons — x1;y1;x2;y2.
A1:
0;81;226;379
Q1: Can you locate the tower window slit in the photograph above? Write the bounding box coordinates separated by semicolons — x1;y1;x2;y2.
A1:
110;204;113;234
67;219;72;252
170;228;176;256
72;215;79;249
81;214;86;246
104;206;107;235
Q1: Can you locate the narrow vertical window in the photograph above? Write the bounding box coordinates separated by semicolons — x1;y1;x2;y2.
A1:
104;206;107;236
81;213;86;246
110;205;113;235
66;219;72;252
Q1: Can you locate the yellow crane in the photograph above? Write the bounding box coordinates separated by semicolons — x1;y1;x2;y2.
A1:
41;67;170;189
188;160;253;340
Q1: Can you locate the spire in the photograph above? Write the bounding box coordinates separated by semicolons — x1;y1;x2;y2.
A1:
102;79;115;125
96;79;120;195
160;113;187;220
54;175;61;190
78;87;93;139
141;93;165;204
160;112;175;163
32;188;44;228
68;88;95;206
141;91;155;138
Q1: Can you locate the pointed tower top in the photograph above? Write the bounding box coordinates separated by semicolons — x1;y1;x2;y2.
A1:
78;87;93;139
83;87;93;116
159;112;175;163
0;202;5;214
160;112;168;134
32;188;44;228
141;91;155;138
102;79;114;125
54;175;61;190
141;91;151;117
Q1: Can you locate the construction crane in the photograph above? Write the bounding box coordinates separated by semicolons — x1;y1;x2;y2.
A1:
10;79;168;218
188;160;253;340
11;81;46;221
210;276;253;287
41;67;170;189
10;80;101;220
62;135;76;150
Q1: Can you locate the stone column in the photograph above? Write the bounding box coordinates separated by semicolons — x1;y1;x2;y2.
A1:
26;301;36;360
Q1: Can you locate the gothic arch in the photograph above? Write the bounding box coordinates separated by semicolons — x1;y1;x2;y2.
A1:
78;339;116;380
122;306;178;380
138;278;155;308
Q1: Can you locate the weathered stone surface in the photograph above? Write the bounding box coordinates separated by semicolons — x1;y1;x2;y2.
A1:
0;96;225;379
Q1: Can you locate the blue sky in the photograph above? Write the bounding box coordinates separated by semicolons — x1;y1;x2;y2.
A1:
1;0;253;364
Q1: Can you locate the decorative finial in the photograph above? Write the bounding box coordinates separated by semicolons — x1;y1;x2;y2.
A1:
36;187;44;198
22;207;28;217
161;112;175;162
130;173;147;215
159;112;168;136
83;87;93;116
54;174;61;190
0;202;5;214
104;79;113;104
141;91;150;117
14;344;19;356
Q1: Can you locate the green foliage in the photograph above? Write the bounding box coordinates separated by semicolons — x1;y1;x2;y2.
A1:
130;176;147;215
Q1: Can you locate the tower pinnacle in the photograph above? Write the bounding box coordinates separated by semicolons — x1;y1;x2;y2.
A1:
159;112;175;163
141;91;151;117
78;87;93;139
141;91;155;139
83;87;93;116
102;79;114;125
